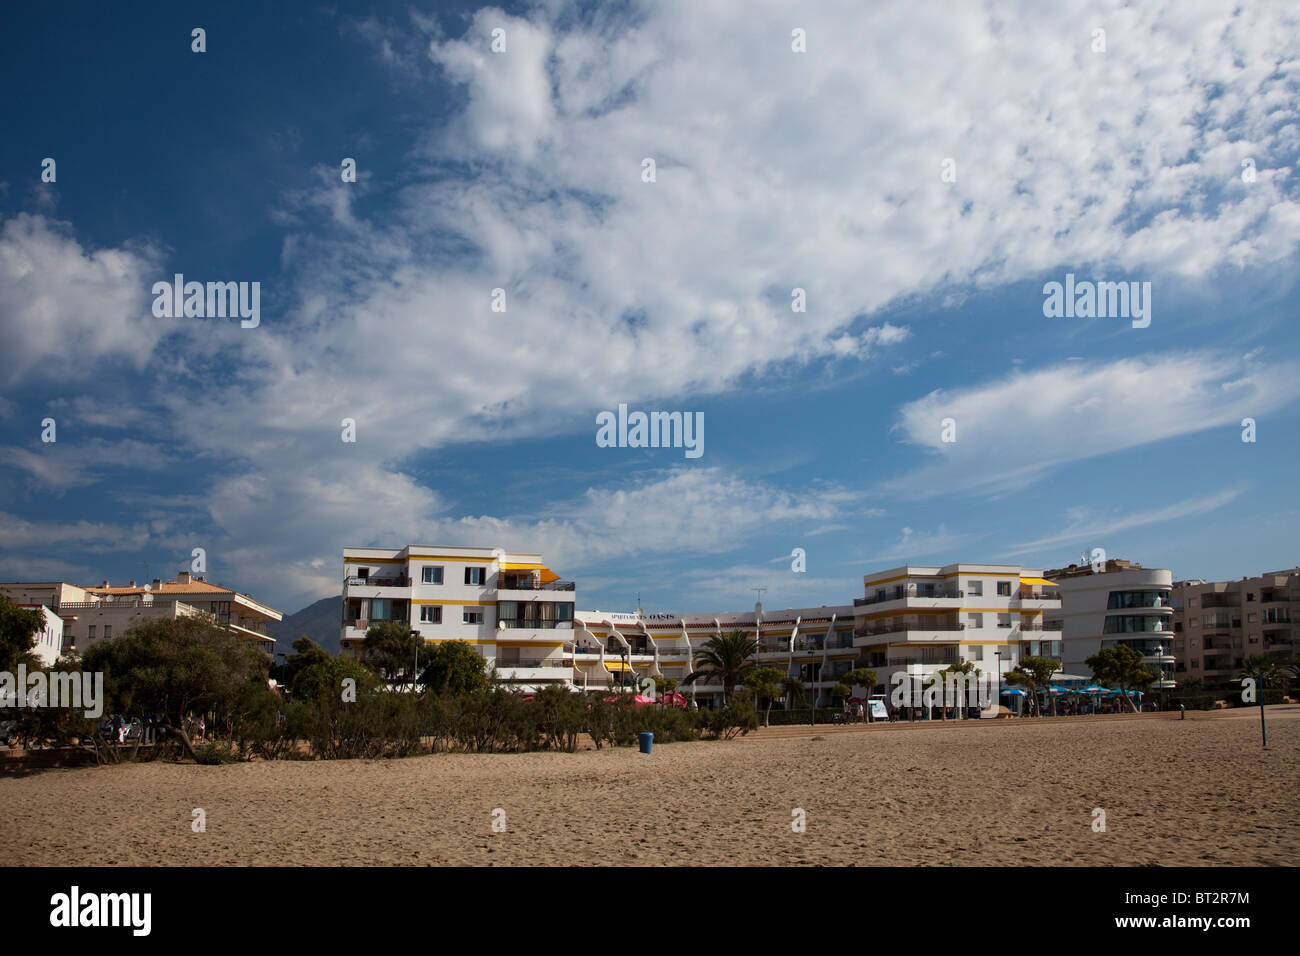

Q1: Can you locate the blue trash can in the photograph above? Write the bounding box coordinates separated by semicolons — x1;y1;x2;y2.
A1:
637;732;653;754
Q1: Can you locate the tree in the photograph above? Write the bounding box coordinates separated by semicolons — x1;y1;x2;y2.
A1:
684;631;758;703
281;636;331;688
1007;655;1061;716
420;640;489;696
82;616;271;759
0;593;44;674
292;654;376;702
939;660;979;718
744;666;786;726
832;683;853;708
361;621;434;688
781;675;807;711
1086;646;1154;714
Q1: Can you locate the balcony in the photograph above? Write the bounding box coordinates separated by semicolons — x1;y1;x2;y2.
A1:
494;655;570;669
855;587;963;607
1020;621;1064;632
888;649;961;666
497;619;574;630
854;621;965;639
1199;594;1239;609
1017;589;1061;602
497;576;576;592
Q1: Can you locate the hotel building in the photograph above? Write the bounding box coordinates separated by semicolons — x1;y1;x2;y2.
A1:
1044;559;1176;692
1171;569;1298;687
340;547;1062;703
0;573;283;656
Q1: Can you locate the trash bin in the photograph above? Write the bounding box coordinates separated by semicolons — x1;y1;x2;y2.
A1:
637;732;653;754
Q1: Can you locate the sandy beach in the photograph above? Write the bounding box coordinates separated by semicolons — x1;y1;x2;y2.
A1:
3;708;1296;866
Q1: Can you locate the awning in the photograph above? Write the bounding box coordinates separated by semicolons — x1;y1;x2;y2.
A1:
1020;577;1056;587
500;562;561;584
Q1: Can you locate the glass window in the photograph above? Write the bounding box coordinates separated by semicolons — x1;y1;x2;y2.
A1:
967;613;983;628
88;625;96;638
422;566;443;585
103;625;112;638
968;645;983;661
465;567;485;586
997;582;1011;596
419;606;441;624
997;613;1012;628
463;609;484;625
967;581;983;596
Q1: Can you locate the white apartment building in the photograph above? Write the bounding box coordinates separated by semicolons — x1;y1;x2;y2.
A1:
853;564;1063;707
14;604;65;667
1044;559;1176;691
1;573;282;656
340;546;577;690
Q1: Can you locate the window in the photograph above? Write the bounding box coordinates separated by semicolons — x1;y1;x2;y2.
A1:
465;567;486;586
1266;608;1291;624
1247;612;1257;623
357;567;370;580
422;566;443;585
103;625;112;638
463;609;484;625
968;645;984;661
997;613;1012;628
967;581;983;597
419;606;441;624
875;589;886;603
997;581;1011;597
1174;639;1184;652
88;626;96;638
967;613;984;629
1247;593;1255;601
1191;660;1200;669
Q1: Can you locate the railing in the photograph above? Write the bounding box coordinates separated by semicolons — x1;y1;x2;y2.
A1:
1017;589;1061;601
497;619;574;629
345;576;408;588
495;657;571;669
855;588;963;606
889;652;961;666
498;578;576;591
1020;621;1064;632
853;622;965;638
1198;595;1239;609
1260;591;1291;603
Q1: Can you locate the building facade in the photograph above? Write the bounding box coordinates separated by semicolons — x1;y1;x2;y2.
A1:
1044;559;1176;691
1172;569;1299;687
0;572;282;656
340;546;577;689
341;547;1064;704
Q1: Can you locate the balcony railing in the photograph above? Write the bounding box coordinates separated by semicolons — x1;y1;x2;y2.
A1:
889;651;961;666
495;657;571;669
498;578;576;592
497;619;574;629
1017;589;1061;601
345;576;408;588
854;622;965;638
855;588;963;606
1020;621;1064;632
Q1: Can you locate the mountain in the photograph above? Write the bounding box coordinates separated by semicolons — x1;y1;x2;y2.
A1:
269;594;342;656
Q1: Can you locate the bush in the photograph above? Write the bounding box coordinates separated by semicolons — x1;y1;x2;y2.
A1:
702;691;759;740
193;742;237;765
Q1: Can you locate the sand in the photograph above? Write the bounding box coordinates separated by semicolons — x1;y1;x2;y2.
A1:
2;708;1296;866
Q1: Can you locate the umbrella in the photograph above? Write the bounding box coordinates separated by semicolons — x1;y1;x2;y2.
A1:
847;697;866;704
999;687;1027;696
1048;685;1073;694
1081;685;1108;694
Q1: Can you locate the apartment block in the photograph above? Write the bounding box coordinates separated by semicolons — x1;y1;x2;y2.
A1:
1172;569;1299;686
853;564;1062;701
340;546;577;689
1044;559;1175;691
0;572;282;656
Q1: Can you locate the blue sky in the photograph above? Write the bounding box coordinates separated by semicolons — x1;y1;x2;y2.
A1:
2;0;1299;617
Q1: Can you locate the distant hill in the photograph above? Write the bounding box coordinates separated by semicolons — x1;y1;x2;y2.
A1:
269;594;342;656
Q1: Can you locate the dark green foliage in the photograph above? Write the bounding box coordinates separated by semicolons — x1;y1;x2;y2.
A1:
0;593;44;673
419;639;489;695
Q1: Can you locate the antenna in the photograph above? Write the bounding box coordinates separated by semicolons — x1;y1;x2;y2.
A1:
752;587;767;613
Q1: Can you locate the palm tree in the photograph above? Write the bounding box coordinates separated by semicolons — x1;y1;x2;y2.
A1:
684;630;759;704
940;659;980;719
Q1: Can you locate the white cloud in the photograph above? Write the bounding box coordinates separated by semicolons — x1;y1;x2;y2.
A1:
1008;487;1244;554
887;351;1300;498
0;214;162;386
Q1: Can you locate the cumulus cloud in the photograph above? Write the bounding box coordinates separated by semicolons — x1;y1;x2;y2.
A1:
0;214;162;386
